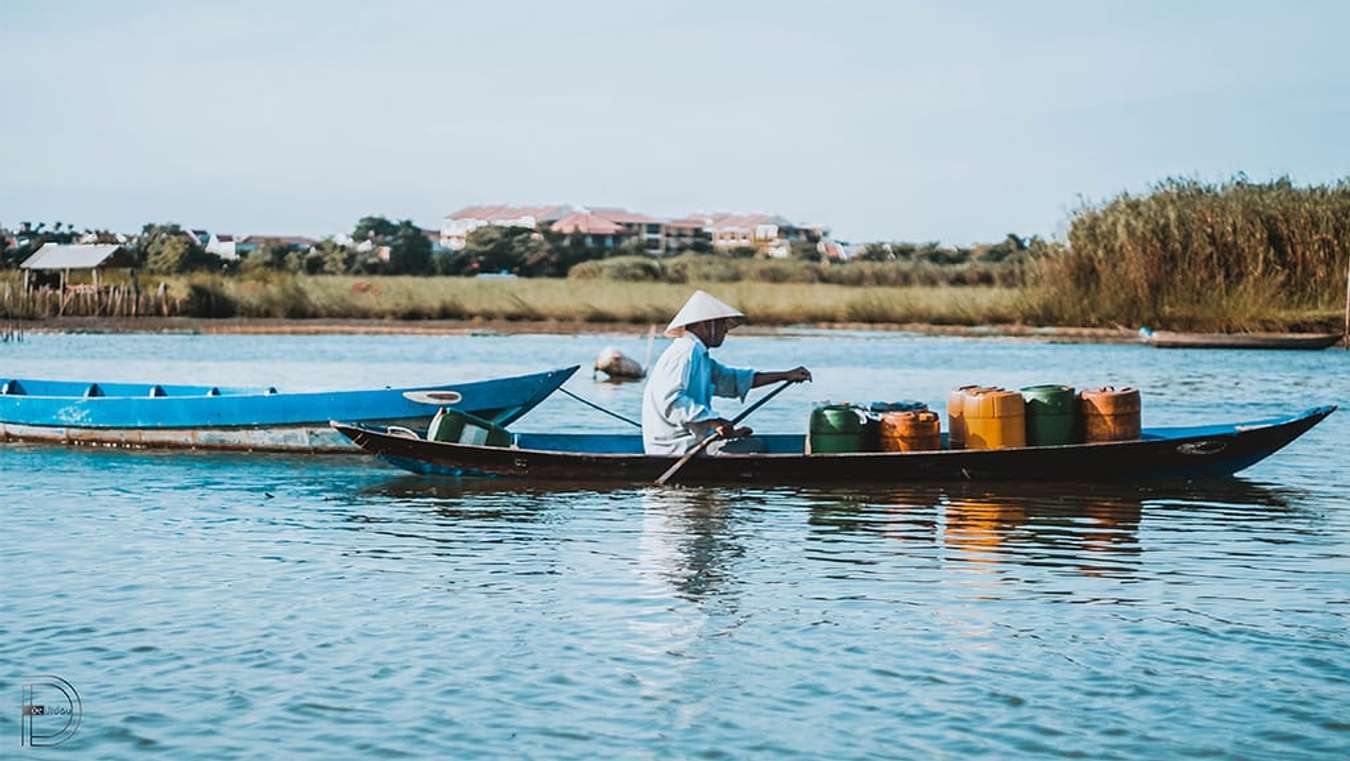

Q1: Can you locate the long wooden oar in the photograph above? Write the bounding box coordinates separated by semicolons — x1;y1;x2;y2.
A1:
655;379;798;486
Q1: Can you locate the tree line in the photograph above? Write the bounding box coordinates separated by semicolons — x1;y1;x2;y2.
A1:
3;216;1041;279
0;217;437;276
2;216;690;277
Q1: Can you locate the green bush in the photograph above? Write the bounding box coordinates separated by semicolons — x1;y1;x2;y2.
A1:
569;256;664;281
664;254;743;283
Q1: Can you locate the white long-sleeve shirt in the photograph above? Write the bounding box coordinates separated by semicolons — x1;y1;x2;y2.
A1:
641;333;756;455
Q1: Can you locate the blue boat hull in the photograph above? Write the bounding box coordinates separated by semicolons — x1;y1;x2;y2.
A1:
0;366;576;452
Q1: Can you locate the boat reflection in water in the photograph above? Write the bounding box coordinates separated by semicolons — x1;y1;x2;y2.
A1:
941;489;1141;578
637;487;751;605
801;479;1301;580
351;475;1305;589
358;477;750;599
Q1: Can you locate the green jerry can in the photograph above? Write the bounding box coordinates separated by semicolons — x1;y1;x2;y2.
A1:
1020;385;1076;446
807;403;874;453
427;408;513;447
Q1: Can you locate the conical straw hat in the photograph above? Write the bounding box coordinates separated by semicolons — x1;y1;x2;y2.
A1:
664;290;745;337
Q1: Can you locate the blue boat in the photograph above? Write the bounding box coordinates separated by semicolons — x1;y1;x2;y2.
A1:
0;366;577;452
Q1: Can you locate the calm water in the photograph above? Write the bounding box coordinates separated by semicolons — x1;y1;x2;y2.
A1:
3;332;1349;759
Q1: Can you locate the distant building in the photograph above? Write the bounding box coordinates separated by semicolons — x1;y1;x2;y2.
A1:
549;212;628;250
21;243;136;271
706;213;827;258
76;231;130;245
587;208;665;254
442;203;830;257
20;243;138;290
442;205;572;250
419;227;448;252
663;215;713;254
206;233;238;260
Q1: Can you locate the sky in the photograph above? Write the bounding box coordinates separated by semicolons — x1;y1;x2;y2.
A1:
3;0;1349;243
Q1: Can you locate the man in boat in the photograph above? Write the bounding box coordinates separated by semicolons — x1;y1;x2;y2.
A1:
642;290;811;455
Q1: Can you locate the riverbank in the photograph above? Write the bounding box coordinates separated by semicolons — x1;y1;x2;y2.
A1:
7;315;1141;343
5;273;1344;333
4;273;1343;334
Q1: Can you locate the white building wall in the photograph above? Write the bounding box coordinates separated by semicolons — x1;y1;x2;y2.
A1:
441;215;540;250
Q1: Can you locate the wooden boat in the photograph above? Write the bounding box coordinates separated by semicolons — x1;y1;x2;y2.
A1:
331;405;1335;485
1142;330;1344;350
0;366;577;452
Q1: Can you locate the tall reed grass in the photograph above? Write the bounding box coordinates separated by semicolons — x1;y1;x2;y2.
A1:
237;277;1027;326
1035;176;1350;330
0;271;1028;326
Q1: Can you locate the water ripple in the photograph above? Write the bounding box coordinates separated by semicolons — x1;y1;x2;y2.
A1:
3;333;1349;758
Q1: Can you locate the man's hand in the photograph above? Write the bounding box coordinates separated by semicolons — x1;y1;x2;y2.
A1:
751;366;813;389
704;418;752;439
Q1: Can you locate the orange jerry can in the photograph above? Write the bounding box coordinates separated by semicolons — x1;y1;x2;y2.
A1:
1080;387;1142;442
947;385;988;449
962;388;1027;449
880;410;942;452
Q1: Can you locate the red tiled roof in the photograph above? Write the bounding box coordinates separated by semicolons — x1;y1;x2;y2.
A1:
589;207;661;225
550;212;625;236
708;212;794;231
665;216;709;229
447;204;572;223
